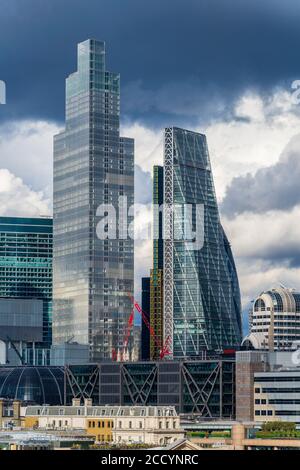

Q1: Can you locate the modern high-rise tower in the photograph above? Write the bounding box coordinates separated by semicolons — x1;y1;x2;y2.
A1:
163;127;242;358
0;217;53;364
53;40;134;361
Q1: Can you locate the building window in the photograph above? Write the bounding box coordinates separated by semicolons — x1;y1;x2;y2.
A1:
255;388;260;393
129;421;132;429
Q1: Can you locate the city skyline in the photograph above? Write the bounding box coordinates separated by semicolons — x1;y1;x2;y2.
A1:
1;1;300;331
0;1;300;456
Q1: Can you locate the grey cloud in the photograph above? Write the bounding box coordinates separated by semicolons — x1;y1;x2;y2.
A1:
221;133;300;217
134;165;152;205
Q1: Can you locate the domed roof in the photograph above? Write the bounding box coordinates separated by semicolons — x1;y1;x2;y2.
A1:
0;366;64;405
254;286;300;313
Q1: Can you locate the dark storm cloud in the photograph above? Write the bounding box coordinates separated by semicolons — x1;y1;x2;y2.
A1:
1;0;300;126
221;134;300;217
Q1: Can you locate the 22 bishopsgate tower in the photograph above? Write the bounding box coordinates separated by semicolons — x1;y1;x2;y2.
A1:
53;40;134;361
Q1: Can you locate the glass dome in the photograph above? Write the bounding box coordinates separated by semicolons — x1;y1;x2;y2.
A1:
0;366;64;405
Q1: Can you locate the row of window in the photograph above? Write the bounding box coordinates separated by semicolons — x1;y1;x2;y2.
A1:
88;420;113;428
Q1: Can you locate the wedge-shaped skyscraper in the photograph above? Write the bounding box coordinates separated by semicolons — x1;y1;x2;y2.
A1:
163;127;242;358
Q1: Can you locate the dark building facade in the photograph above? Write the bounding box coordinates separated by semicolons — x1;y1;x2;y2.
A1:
53;40;134;362
163;127;242;358
141;277;150;361
64;358;236;418
0;217;53;364
150;166;164;360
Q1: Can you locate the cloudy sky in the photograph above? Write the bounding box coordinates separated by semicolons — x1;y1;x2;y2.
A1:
1;0;300;333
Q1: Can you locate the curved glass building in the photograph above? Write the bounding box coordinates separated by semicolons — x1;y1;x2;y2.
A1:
0;367;64;404
163;127;242;358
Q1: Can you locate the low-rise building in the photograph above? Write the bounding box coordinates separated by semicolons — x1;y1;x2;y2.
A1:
112;406;183;446
254;370;300;423
236;350;300;422
0;399;24;429
24;401;184;446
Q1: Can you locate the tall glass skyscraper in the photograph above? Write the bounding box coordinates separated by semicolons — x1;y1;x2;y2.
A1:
53;40;134;361
163;127;242;359
0;217;53;363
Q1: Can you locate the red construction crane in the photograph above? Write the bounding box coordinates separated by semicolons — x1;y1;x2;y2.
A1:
112;294;171;361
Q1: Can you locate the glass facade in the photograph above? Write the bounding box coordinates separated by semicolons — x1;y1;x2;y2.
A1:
163;127;242;358
53;40;134;361
63;359;236;418
0;217;53;361
0;366;64;405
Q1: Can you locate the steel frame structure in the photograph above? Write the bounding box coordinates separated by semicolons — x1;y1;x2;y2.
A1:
163;127;174;359
64;359;235;418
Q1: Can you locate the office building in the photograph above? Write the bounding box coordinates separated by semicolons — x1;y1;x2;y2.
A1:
63;357;236;418
243;286;300;351
236;350;300;422
0;217;53;364
0;356;236;418
150;165;164;360
0;298;43;365
163;127;242;358
141;277;150;361
50;342;90;366
254;370;300;423
235;350;269;421
53;40;134;361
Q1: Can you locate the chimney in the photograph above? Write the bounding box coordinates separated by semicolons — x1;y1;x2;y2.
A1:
72;398;81;407
84;398;92;407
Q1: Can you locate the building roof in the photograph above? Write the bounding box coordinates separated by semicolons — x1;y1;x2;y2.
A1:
254;286;300;313
0;367;64;405
25;405;178;417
